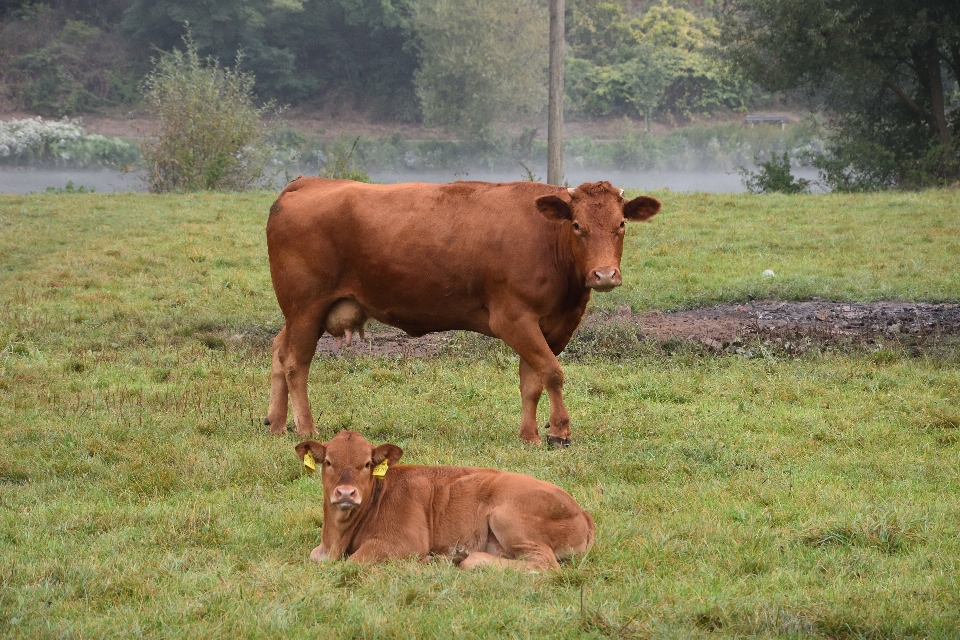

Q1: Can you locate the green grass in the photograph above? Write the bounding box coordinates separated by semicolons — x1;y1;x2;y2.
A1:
1;190;959;638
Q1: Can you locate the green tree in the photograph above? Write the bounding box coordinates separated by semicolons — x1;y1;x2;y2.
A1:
121;0;420;118
413;0;547;139
0;4;136;115
720;0;960;189
565;1;752;121
139;37;273;192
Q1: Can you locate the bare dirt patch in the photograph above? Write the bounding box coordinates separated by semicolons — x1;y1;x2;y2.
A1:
305;300;960;359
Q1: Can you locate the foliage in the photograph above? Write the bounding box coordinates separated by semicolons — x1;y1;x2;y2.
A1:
413;0;547;139
565;1;756;121
719;0;960;189
0;8;137;115
0;117;137;167
739;151;811;194
1;191;959;636
139;37;273;193
318;136;372;182
121;0;420;119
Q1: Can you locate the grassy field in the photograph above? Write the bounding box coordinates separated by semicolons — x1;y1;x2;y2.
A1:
1;189;959;638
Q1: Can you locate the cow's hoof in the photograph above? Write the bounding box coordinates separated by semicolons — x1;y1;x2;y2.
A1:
546;435;572;448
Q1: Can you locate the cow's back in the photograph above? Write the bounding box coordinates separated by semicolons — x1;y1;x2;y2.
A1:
267;178;575;336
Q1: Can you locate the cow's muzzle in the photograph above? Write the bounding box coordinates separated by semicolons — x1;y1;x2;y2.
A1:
587;268;622;292
331;485;361;509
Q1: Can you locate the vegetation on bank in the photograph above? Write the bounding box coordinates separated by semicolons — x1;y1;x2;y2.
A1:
1;190;958;636
0;116;136;167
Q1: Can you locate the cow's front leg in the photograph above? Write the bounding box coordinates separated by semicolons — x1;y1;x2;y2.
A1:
489;311;571;445
349;538;427;564
309;544;329;563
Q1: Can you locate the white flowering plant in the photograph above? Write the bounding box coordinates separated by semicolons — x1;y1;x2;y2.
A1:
0;117;138;167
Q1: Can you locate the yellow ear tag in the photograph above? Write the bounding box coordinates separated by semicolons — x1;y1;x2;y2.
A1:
303;450;317;473
372;459;389;479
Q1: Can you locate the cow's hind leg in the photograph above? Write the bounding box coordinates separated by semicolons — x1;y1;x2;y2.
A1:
279;312;325;438
458;547;559;571
518;358;544;445
265;325;290;434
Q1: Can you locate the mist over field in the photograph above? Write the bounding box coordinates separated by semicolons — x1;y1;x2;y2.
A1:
0;166;822;194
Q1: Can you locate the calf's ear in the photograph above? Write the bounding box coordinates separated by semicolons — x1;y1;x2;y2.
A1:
535;194;572;221
623;195;661;221
372;443;403;466
295;440;326;462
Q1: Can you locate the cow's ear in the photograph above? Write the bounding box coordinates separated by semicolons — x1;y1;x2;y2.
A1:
372;443;403;466
623;195;661;221
295;440;326;462
535;194;572;221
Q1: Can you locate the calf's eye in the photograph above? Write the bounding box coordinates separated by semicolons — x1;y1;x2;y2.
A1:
572;222;580;231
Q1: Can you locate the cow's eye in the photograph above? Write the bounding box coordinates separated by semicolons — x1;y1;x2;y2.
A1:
619;220;625;229
572;222;580;232
323;460;331;467
365;461;371;468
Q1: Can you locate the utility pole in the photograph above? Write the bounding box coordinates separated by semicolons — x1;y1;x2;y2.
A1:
547;0;564;186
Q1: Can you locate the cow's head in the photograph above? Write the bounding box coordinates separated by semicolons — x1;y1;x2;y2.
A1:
536;181;660;291
295;431;403;520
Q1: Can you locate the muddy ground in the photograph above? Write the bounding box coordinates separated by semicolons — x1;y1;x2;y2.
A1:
309;300;960;358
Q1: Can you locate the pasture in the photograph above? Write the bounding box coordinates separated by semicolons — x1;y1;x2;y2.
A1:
1;189;959;638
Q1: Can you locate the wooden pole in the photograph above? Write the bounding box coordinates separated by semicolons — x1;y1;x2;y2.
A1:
547;0;565;186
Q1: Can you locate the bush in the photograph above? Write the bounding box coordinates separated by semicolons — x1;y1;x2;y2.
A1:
739;151;811;194
139;37;273;193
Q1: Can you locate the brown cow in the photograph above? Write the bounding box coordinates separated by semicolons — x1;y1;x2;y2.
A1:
295;430;595;569
266;178;660;445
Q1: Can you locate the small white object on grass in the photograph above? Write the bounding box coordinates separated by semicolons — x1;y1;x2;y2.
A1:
762;269;776;278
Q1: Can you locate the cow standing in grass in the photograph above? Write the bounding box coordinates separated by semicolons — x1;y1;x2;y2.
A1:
296;431;595;569
265;178;660;446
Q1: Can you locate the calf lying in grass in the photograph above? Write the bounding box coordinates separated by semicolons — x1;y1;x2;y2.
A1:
296;431;594;569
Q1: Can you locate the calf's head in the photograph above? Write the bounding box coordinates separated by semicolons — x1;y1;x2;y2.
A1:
536;181;661;291
296;431;403;518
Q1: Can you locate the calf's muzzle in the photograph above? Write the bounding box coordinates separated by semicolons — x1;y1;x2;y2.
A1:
331;485;360;508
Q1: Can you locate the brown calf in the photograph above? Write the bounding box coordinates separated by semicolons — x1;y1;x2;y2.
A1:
295;431;595;570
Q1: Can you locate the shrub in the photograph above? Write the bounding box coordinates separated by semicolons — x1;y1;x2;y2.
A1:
139;36;273;193
739;151;811;194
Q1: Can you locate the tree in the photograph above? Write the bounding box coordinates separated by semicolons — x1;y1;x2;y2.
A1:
720;0;960;189
122;0;420;118
565;1;752;122
413;0;548;139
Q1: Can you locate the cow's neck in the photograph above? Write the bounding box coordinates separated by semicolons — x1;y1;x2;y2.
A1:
321;479;385;558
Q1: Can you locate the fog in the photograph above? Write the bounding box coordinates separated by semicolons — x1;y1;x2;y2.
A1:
0;166;821;194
